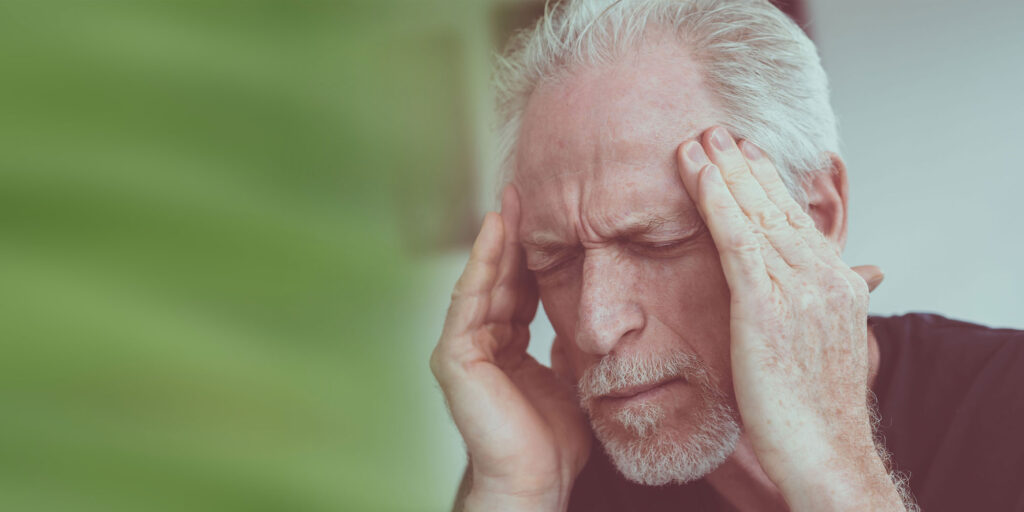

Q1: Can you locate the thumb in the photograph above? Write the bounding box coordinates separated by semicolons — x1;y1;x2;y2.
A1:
851;265;884;292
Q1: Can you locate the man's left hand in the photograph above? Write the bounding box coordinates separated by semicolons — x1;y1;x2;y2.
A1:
676;127;904;511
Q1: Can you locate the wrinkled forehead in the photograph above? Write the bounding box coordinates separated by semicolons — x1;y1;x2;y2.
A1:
511;40;720;222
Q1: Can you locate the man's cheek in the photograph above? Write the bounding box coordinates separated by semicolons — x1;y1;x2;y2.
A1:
651;255;733;370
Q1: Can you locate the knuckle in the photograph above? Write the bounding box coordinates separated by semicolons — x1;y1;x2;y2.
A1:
450;278;469;302
430;342;460;384
429;347;445;378
722;164;747;182
849;274;871;305
754;207;787;233
826;276;860;308
763;178;790;197
728;229;761;254
785;207;815;230
709;196;734;216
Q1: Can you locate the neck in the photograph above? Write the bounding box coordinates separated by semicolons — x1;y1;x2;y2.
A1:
704;435;788;512
703;322;882;511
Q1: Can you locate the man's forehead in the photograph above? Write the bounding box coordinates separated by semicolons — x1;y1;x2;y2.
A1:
512;38;719;186
510;38;719;244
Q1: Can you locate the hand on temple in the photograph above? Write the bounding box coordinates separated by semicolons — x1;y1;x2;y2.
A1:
430;186;592;512
676;127;904;511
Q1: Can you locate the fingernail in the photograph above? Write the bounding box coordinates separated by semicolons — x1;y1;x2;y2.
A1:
685;141;709;166
711;127;731;151
741;141;763;160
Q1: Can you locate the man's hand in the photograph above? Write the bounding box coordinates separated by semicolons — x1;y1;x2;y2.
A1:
676;127;905;511
430;186;591;512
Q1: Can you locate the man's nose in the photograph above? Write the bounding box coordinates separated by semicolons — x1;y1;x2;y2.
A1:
574;252;645;356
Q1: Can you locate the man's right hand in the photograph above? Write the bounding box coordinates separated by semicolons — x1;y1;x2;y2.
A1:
430;185;592;512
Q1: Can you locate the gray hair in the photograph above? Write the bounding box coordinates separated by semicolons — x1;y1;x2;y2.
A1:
494;0;839;205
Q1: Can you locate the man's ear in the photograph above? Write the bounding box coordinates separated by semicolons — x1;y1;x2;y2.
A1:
802;153;849;252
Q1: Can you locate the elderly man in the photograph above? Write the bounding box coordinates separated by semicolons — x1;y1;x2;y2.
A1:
430;0;1024;510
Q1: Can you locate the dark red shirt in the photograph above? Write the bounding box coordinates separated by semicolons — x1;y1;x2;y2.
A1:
567;313;1024;511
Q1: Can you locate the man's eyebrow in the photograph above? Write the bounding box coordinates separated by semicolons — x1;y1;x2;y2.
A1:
614;212;704;240
521;231;569;253
618;213;674;235
522;212;700;251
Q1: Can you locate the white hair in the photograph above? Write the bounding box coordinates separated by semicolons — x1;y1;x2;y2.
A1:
494;0;839;205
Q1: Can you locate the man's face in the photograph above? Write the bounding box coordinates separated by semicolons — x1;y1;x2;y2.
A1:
514;40;741;484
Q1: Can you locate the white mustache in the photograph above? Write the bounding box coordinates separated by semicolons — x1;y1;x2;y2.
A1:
577;350;710;406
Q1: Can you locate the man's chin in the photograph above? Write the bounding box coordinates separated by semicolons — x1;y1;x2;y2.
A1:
589;399;742;486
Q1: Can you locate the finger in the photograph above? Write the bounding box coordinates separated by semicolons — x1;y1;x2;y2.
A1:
850;265;884;292
703;127;783;225
443;212;504;338
506;186;540;325
752;231;792;283
679;133;805;268
680;160;772;291
699;127;817;269
488;185;535;324
739;140;842;265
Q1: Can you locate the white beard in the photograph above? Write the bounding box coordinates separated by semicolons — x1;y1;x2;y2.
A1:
578;350;741;486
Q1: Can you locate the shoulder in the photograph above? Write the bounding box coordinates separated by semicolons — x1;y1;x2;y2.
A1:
871;311;1024;411
872;312;1024;387
872;311;1024;347
870;312;1024;511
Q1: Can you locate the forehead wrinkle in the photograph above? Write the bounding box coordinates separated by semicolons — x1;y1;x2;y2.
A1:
589;209;699;240
524;210;685;248
514;48;725;251
521;132;705;249
533;167;587;185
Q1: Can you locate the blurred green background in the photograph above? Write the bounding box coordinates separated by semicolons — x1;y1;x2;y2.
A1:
5;1;1021;511
0;1;528;510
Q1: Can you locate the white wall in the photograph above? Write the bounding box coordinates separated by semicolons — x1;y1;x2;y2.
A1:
811;0;1024;328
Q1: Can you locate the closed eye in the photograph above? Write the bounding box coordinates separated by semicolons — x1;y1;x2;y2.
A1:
529;249;581;276
632;240;688;257
629;225;707;258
